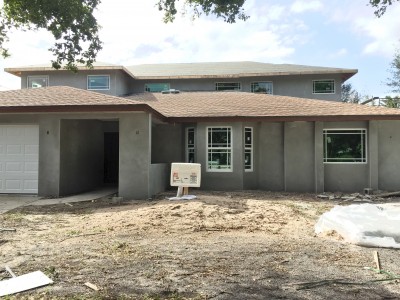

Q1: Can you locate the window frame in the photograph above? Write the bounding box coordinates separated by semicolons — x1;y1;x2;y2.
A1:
323;128;367;164
27;75;49;89
144;83;170;92
87;75;110;91
215;82;241;91
244;127;253;172
251;81;273;94
206;126;233;172
186;127;196;163
313;79;335;94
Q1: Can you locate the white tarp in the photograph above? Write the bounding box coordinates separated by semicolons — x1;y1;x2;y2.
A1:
315;203;400;249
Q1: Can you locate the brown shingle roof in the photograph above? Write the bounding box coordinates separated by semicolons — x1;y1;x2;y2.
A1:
125;92;400;122
0;86;163;116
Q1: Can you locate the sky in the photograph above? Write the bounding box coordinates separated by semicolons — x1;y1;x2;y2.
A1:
0;0;399;98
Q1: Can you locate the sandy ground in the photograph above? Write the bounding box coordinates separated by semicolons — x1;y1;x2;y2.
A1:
0;190;399;299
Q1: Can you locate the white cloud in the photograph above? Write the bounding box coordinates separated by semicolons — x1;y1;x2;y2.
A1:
290;0;323;14
329;48;348;58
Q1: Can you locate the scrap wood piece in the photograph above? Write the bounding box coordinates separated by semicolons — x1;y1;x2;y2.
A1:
84;281;99;291
5;266;16;278
0;270;53;297
373;251;381;270
377;191;400;198
0;228;16;232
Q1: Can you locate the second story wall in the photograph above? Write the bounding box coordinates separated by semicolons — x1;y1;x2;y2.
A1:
21;69;133;96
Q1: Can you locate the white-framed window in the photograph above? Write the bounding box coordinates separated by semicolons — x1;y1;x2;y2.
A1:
251;82;273;94
145;83;170;92
244;127;253;171
215;82;241;91
207;127;232;172
323;129;367;163
27;76;49;88
87;75;110;90
313;79;335;94
186;127;196;163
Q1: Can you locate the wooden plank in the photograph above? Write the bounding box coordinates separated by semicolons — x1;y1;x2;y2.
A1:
373;251;381;270
5;266;16;278
0;270;53;297
84;282;99;291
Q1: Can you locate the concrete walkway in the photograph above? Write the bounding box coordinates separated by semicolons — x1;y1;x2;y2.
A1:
0;187;117;214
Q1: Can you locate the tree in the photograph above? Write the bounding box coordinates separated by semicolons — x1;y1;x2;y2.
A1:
369;0;400;17
387;50;400;93
341;83;361;103
0;0;248;71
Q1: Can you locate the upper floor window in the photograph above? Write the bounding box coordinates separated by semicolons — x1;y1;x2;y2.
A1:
216;82;241;91
145;83;170;92
27;76;49;88
251;82;273;94
313;80;335;94
186;127;196;163
323;129;367;163
87;75;110;90
207;127;232;172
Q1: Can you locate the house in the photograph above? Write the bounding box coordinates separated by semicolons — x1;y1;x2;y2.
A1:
1;61;400;199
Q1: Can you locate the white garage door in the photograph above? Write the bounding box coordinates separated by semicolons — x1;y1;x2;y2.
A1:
0;125;39;194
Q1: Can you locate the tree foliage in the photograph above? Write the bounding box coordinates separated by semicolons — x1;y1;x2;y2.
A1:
387;50;400;93
341;83;361;103
369;0;400;17
0;0;102;71
157;0;248;23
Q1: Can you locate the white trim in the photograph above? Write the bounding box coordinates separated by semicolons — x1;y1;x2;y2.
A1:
250;81;273;94
313;79;335;94
323;128;367;164
244;127;253;172
215;82;241;91
87;75;110;90
27;75;49;89
206;126;233;172
185;127;195;163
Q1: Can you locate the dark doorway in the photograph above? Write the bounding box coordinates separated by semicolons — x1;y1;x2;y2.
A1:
104;132;119;184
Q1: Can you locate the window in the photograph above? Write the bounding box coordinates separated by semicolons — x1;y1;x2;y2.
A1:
313;80;335;94
323;129;367;163
251;82;273;94
215;82;241;91
145;83;170;92
207;127;232;171
244;127;253;171
87;75;110;90
186;127;196;163
27;76;49;88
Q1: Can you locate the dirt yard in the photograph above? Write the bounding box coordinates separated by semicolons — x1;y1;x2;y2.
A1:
1;191;399;299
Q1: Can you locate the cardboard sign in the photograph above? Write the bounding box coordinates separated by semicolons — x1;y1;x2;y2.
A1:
170;163;201;187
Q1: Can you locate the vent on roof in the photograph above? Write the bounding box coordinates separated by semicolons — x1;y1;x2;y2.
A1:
161;89;180;94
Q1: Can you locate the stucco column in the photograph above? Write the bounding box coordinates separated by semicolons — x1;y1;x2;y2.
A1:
369;121;379;190
38;117;61;197
314;121;324;193
119;113;151;199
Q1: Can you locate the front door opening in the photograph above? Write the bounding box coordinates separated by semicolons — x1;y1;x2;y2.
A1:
104;132;119;185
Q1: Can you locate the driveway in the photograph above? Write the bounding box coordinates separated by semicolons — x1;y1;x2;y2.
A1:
0;187;117;214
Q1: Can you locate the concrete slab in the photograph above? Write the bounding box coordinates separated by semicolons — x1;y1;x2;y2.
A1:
0;187;117;214
0;195;38;214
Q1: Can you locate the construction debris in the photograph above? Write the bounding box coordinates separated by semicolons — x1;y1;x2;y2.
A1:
84;281;100;291
0;268;53;297
0;228;16;232
315;191;399;202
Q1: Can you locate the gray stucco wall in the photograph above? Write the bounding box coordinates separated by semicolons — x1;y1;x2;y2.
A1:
59;119;104;195
284;122;315;192
322;121;369;192
130;74;343;101
119;113;151;199
21;70;132;96
150;163;169;196
151;124;184;163
377;120;400;191
258;122;285;191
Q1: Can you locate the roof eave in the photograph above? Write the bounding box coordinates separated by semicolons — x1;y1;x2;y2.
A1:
4;65;126;77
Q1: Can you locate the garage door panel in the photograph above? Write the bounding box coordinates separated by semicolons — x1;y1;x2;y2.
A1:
0;125;38;194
